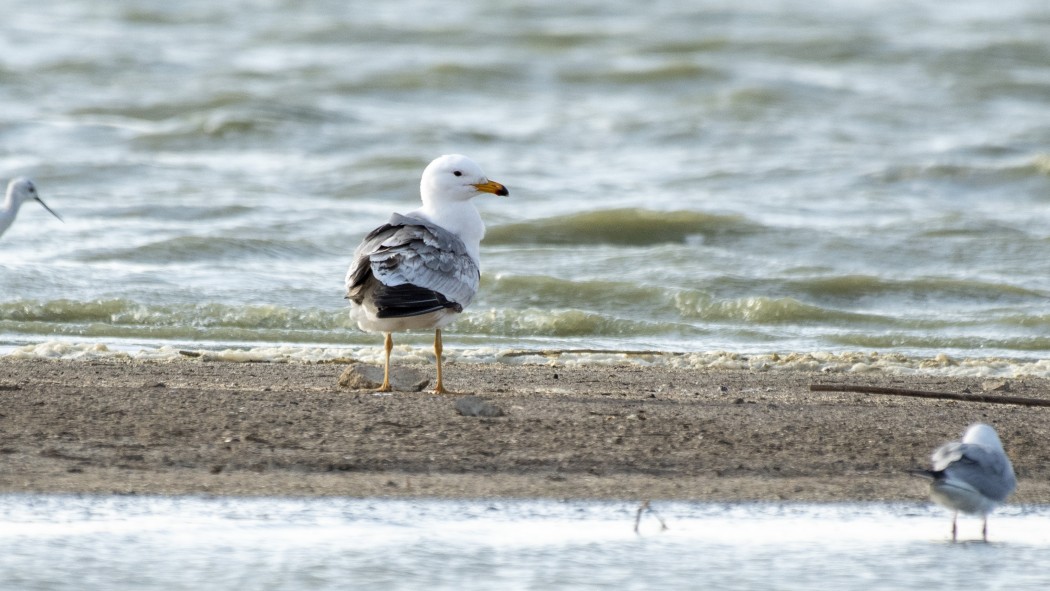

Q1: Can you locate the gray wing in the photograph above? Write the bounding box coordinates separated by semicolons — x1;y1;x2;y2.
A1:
933;442;1017;502
345;214;480;317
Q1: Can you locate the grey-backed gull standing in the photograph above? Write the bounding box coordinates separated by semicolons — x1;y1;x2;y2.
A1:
915;423;1016;542
345;154;508;393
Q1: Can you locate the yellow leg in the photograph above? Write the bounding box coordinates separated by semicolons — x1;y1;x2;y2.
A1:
378;332;393;392
433;329;448;394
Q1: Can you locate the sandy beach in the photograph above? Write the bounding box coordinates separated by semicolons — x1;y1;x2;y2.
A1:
1;357;1047;502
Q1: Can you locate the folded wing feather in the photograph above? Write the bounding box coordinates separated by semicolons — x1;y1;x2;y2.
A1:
346;214;480;318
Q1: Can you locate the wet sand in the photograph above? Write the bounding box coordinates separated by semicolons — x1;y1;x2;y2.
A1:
1;357;1047;502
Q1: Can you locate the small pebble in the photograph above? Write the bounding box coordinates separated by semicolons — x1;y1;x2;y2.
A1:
454;396;505;417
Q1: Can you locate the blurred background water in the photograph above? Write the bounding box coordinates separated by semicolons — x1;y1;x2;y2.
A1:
2;0;1049;364
2;495;1049;591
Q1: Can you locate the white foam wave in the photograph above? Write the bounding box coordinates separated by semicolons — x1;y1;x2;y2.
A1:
4;341;1050;378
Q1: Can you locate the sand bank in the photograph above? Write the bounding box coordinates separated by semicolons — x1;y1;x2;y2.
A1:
1;358;1047;502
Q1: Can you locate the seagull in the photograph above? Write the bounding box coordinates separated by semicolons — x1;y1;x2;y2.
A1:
1;177;63;239
914;423;1017;542
344;154;508;394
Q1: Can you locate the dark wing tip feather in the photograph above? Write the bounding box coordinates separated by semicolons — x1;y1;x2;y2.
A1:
373;283;464;318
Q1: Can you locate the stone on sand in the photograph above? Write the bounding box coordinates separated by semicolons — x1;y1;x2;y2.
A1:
338;363;429;392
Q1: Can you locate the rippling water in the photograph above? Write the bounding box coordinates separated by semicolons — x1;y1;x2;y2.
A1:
2;0;1050;363
2;495;1049;590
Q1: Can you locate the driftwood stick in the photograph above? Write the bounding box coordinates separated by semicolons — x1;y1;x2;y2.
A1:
810;384;1050;408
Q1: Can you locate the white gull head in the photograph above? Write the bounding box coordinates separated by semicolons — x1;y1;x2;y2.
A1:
411;154;508;264
962;423;1006;450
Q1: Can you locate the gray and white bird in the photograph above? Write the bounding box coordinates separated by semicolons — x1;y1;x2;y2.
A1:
1;177;62;239
915;423;1017;542
345;155;508;394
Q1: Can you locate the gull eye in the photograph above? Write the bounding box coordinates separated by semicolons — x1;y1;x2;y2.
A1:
452;170;462;177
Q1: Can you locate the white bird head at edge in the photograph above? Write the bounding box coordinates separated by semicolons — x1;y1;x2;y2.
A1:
5;177;63;222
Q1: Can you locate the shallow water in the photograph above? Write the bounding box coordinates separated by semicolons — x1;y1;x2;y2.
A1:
2;0;1050;364
1;495;1048;590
